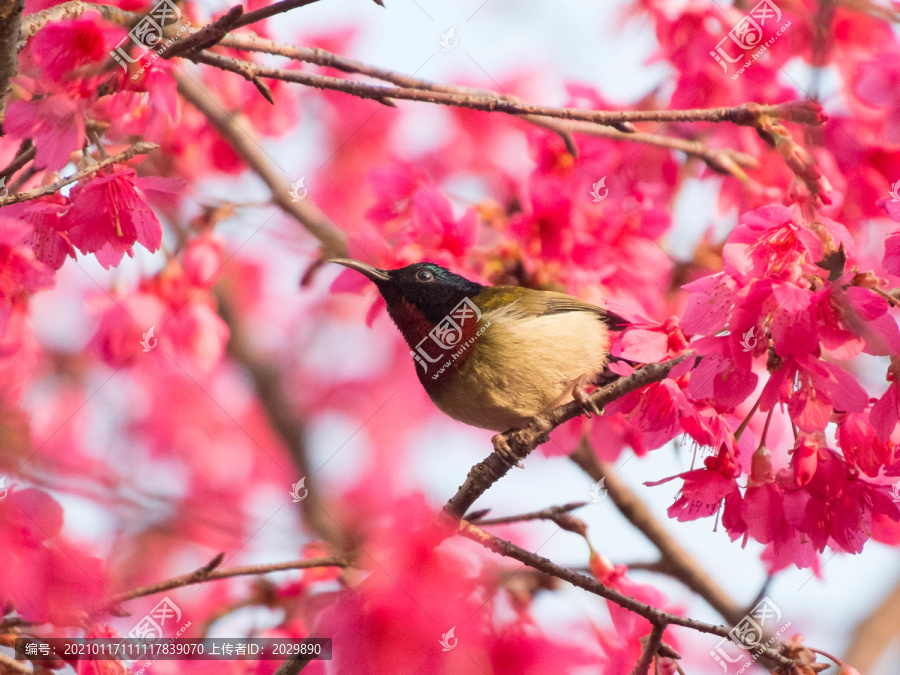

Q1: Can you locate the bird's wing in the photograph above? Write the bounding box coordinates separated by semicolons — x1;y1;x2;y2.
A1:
476;287;629;330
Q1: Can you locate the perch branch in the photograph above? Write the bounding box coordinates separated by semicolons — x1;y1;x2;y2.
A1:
440;354;695;523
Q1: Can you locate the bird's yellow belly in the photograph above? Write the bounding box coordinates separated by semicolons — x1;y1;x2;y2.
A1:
428;308;611;431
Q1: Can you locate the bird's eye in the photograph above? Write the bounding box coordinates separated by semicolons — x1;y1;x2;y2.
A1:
416;269;435;282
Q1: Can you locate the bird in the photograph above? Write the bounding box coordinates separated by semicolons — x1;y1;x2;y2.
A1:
328;259;627;452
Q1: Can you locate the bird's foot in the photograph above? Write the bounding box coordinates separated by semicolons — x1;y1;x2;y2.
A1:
573;372;604;418
492;433;524;469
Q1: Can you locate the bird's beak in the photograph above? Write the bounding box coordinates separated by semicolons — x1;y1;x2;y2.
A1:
327;258;391;282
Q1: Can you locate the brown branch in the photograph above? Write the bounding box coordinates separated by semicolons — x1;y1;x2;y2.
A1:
470;502;587;527
174;71;348;258
457;520;795;671
569;442;746;626
162;4;244;59
209;33;760;169
216;293;348;549
440;354;695;524
0;138;33;182
103;554;351;612
188;50;822;129
629;622;666;675
843;575;900;673
231;0;322;30
0;141;157;206
0;0;24;130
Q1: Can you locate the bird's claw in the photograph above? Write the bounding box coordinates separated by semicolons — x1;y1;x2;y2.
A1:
492;433;524;468
573;375;604;418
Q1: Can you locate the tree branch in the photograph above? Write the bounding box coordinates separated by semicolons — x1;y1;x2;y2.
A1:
216;293;349;549
457;520;795;671
0;141;157;206
842;575;900;673
629;622;666;675
174;71;348;258
103;553;350;612
0;0;24;130
161;4;244;59
440;354;695;523
569;442;746;626
188;50;823;129
469;501;587;527
206;32;761;171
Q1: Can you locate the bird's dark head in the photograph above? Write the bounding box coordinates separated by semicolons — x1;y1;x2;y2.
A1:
328;259;483;325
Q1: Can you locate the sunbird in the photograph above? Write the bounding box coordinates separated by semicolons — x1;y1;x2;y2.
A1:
329;259;627;436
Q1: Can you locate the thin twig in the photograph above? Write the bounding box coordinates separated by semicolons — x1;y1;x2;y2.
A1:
0;138;33;182
457;520;794;671
629;623;666;675
188;50;823;129
230;0;321;30
569;442;746;626
174;71;348;258
162;4;244;59
470;502;587;526
104;554;351;611
0;141;157;206
207;33;760;170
